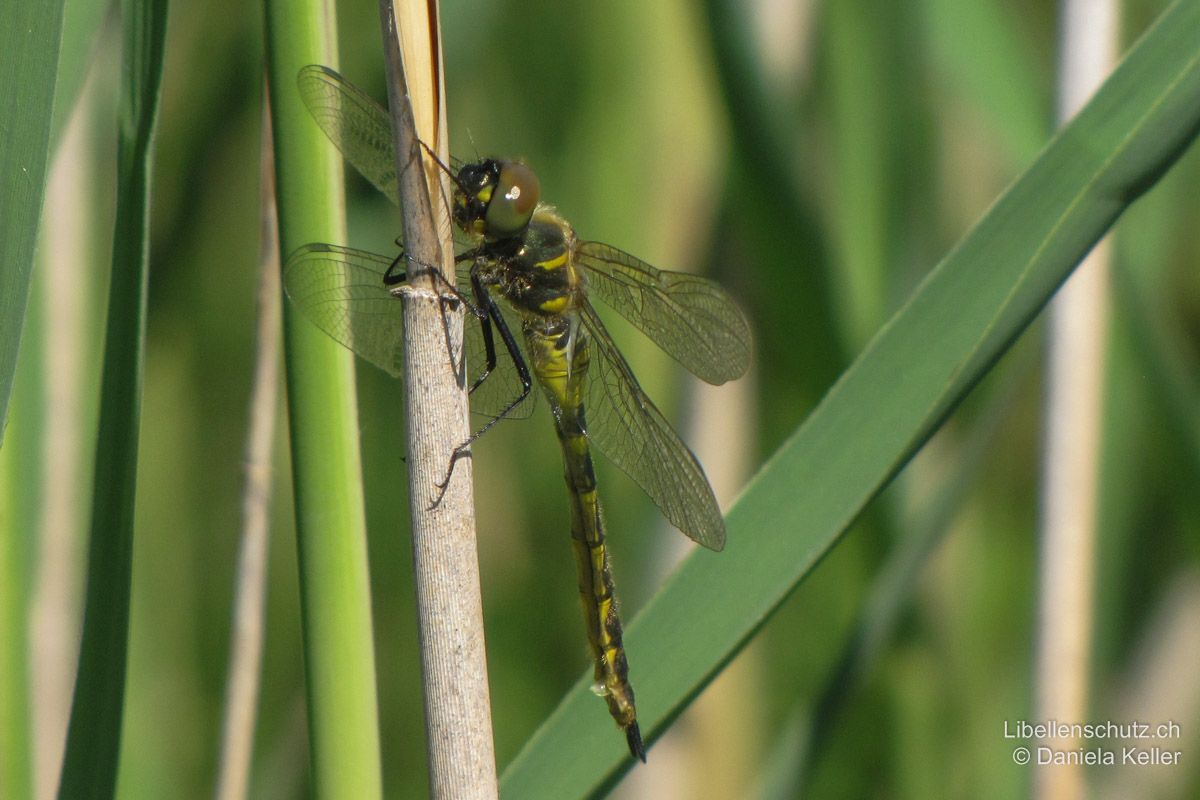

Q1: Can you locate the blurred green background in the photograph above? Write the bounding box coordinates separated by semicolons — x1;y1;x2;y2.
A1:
4;0;1199;797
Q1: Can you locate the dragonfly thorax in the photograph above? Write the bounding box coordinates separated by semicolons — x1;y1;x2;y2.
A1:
478;210;584;319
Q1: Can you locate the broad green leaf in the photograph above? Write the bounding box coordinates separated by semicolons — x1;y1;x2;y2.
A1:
0;0;66;440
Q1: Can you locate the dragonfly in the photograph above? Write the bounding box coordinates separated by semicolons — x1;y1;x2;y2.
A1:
284;65;752;762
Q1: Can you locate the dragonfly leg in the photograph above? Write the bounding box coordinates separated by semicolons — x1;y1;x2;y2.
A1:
382;239;408;285
428;287;532;511
465;270;499;395
390;253;491;388
427;264;493;388
383;243;468;289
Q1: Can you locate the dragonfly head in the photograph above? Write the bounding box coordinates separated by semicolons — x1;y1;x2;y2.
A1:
453;159;540;240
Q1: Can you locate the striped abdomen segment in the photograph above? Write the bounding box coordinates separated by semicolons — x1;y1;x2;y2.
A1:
526;319;645;762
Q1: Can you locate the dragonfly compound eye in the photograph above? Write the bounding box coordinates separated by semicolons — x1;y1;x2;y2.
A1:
485;161;540;238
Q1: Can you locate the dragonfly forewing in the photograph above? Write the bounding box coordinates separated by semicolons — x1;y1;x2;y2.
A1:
298;65;400;206
298;65;464;239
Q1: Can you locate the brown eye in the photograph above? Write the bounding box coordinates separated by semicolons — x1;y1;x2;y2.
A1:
485;161;539;237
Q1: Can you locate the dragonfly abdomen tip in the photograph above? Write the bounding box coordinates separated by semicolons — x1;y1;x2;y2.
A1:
626;722;646;763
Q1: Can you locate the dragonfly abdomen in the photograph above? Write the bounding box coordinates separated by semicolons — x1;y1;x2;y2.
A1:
526;321;645;762
560;407;644;762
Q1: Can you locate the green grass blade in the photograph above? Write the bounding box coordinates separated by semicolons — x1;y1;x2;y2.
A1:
921;0;1050;166
264;0;384;795
500;1;1200;794
798;348;1036;789
0;284;44;800
1112;262;1200;473
821;0;898;348
55;0;168;796
0;0;66;439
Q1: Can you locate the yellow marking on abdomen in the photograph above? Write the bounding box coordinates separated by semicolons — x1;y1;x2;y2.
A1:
538;295;571;315
536;250;569;271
